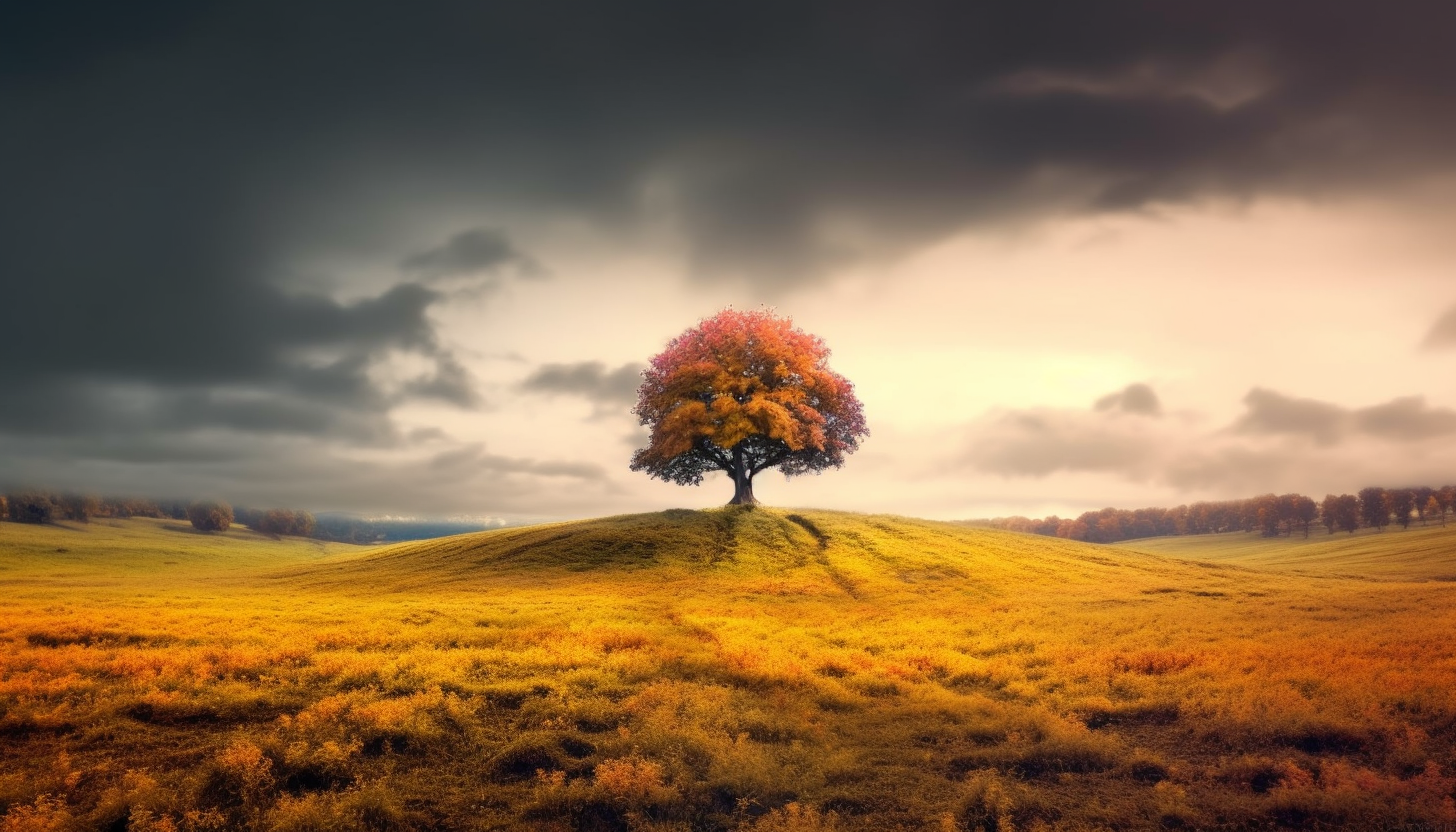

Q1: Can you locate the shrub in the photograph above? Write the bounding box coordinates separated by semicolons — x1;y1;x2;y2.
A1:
157;500;189;520
594;755;670;805
58;494;99;522
750;802;842;831
949;729;1122;779
955;773;1058;832
195;740;275;822
187;501;234;533
289;510;316;538
485;735;570;782
99;497;164;518
0;794;73;831
7;492;56;524
256;509;317;538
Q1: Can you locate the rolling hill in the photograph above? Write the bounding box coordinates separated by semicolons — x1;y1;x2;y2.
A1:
1;508;1454;830
1121;521;1456;581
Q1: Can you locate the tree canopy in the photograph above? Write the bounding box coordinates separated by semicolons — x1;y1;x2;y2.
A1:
630;308;868;505
187;500;234;533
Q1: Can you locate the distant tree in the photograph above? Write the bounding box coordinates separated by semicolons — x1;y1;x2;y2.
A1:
256;509;290;536
289;510;316;538
1250;494;1280;537
1056;518;1089;540
1438;486;1456;526
1425;496;1443;528
1091;508;1126;543
1187;502;1212;534
99;497;164;518
8;492;56;524
187;501;233;533
1334;494;1361;534
0;495;7;522
1320;495;1339;534
234;506;265;529
58;493;100;523
1388;489;1416;530
158;500;190;520
1358;486;1389;530
1287;494;1317;538
1412;486;1435;525
1169;504;1190;535
255;508;316;537
631;308;868;505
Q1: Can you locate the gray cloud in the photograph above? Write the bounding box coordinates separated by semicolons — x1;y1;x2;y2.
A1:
961;410;1158;479
965;384;1165;478
401;227;539;282
1234;388;1456;445
425;444;607;481
1232;388;1347;445
520;362;643;414
0;432;612;517
1354;396;1456;441
1423;304;1456;349
956;385;1456;499
399;354;482;409
1094;383;1162;416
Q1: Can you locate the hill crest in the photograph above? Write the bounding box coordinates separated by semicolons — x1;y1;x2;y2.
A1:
280;506;1270;601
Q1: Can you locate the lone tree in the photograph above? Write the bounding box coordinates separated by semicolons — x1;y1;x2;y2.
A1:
630;308;868;505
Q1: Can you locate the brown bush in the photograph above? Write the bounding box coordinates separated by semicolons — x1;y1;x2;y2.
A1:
187;501;233;532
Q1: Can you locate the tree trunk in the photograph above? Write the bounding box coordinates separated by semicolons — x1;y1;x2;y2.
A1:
726;445;759;505
728;471;758;505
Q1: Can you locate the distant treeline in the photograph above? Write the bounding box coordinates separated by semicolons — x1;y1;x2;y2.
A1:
976;485;1456;544
0;491;496;543
311;514;506;544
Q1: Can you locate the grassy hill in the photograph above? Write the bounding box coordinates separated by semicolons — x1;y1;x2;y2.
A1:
1;509;1454;830
1121;521;1456;580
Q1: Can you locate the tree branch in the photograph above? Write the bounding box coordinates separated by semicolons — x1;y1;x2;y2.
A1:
750;449;789;475
697;438;734;473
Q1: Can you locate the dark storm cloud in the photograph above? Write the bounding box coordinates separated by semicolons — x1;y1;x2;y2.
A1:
1094;383;1162;416
6;0;1456;508
7;1;1456;292
1234;388;1456;445
520;362;644;410
0;279;472;439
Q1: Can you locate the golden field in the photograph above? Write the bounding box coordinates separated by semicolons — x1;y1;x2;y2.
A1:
1;509;1454;831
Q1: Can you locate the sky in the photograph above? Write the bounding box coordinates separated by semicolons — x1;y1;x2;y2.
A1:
4;1;1456;522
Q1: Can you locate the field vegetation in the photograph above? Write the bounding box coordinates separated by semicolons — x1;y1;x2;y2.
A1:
1126;522;1456;581
1;510;1454;830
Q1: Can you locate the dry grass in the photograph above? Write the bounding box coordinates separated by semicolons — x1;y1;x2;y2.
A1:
1;508;1454;830
1123;521;1456;580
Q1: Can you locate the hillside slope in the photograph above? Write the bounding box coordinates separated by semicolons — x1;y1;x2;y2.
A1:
282;505;1275;600
2;509;1454;830
1121;521;1456;580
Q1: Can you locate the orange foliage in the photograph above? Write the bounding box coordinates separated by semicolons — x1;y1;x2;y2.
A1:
631;309;867;502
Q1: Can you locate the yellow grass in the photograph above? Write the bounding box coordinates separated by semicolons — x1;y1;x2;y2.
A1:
1;509;1454;830
1122;521;1456;580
